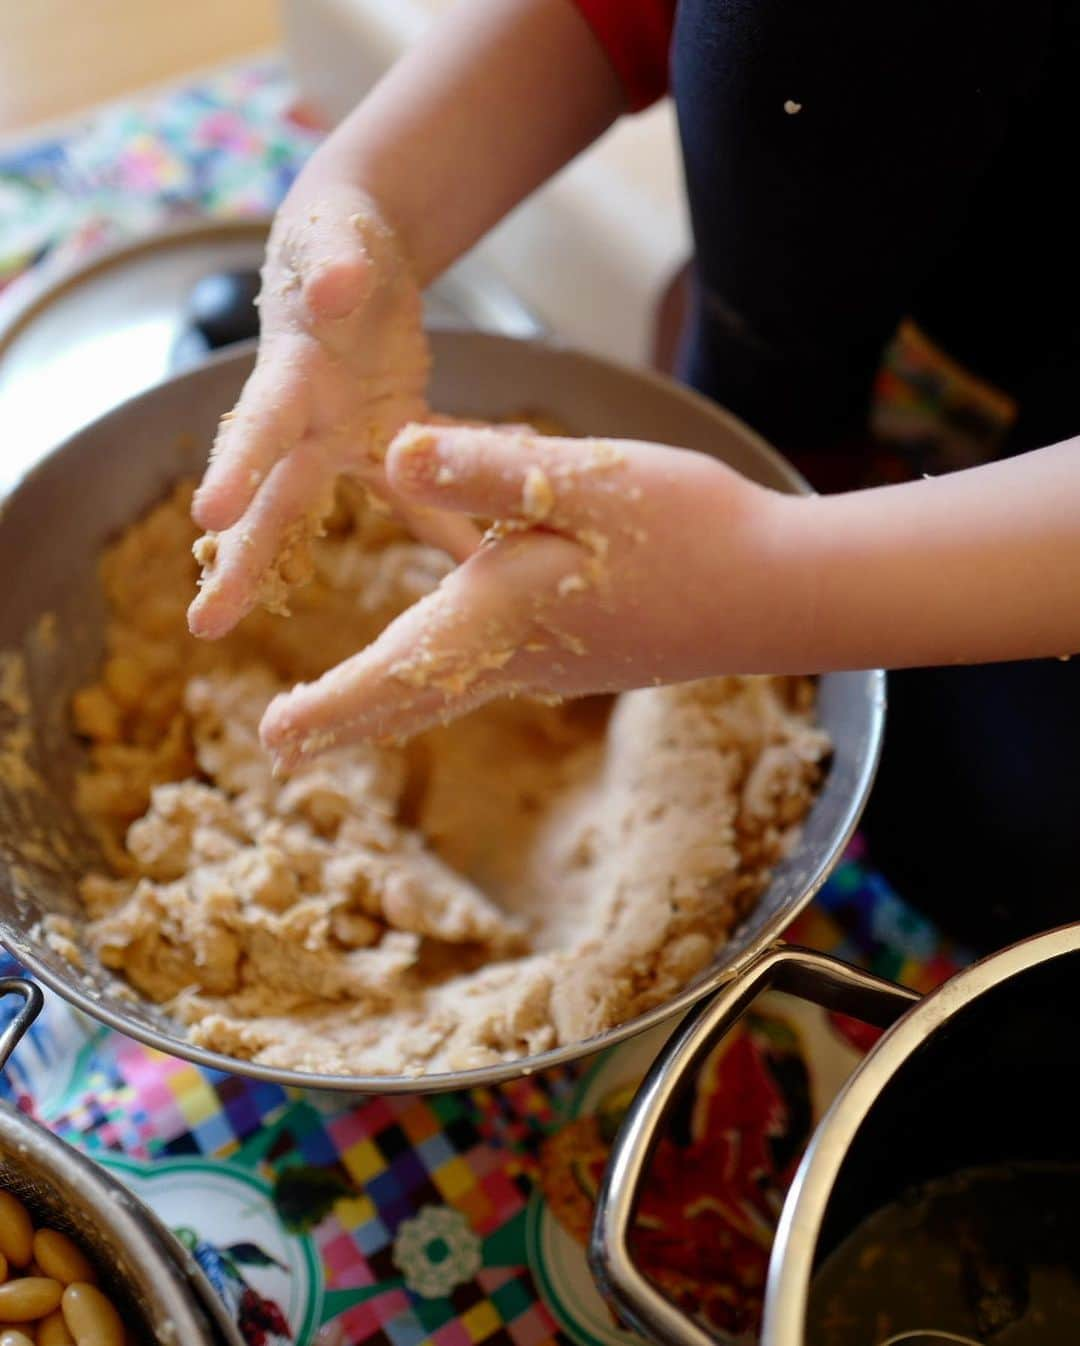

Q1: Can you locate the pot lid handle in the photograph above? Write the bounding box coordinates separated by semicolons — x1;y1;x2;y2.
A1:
0;976;45;1073
881;1334;985;1345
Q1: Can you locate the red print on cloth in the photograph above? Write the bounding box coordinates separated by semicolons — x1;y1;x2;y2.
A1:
571;0;677;110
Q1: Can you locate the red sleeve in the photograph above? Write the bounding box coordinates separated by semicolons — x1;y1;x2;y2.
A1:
571;0;677;112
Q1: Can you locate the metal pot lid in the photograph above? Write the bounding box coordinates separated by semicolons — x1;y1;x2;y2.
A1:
0;216;541;494
763;923;1080;1346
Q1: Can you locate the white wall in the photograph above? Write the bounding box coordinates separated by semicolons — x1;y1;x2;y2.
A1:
281;0;690;365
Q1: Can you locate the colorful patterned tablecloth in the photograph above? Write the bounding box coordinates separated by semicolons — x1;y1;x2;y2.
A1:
0;60;979;1346
0;848;969;1346
0;61;322;293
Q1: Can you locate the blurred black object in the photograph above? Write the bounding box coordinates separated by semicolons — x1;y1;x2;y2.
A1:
809;951;1080;1346
172;269;261;369
862;658;1080;955
188;269;261;348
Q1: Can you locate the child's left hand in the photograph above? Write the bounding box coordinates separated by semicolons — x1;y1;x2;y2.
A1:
187;183;479;640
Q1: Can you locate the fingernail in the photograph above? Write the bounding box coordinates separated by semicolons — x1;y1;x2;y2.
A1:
260;696;305;756
387;427;442;490
191;486;229;532
391;424;438;457
187;595;231;641
187;596;208;637
270;747;299;777
265;725;336;774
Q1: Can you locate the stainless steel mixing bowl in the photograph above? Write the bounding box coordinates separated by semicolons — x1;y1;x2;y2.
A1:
0;331;885;1093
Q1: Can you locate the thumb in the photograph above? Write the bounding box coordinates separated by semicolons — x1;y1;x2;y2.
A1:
259;530;585;764
386;423;630;530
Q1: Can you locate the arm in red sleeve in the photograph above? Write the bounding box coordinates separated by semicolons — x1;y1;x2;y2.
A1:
570;0;677;110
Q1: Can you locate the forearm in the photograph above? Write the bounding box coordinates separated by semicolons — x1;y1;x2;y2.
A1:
771;440;1080;670
299;0;625;282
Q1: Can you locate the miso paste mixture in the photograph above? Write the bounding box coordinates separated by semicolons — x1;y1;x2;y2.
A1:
58;480;829;1077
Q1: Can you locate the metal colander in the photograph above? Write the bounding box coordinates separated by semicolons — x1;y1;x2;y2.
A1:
0;979;242;1346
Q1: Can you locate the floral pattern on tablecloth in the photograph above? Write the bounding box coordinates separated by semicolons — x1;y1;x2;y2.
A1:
0;849;969;1346
0;61;322;297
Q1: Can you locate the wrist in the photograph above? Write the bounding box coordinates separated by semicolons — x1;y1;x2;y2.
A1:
745;485;827;672
679;459;825;677
284;157;426;289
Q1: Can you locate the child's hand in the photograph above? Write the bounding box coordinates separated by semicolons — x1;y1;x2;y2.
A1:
187;182;479;640
260;423;806;767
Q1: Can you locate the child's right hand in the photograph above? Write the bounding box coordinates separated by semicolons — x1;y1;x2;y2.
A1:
258;422;809;767
187;180;479;641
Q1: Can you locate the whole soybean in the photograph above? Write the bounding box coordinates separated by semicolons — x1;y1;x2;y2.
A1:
60;1285;123;1346
0;1197;33;1270
31;1237;94;1290
0;1279;63;1322
38;1312;74;1346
